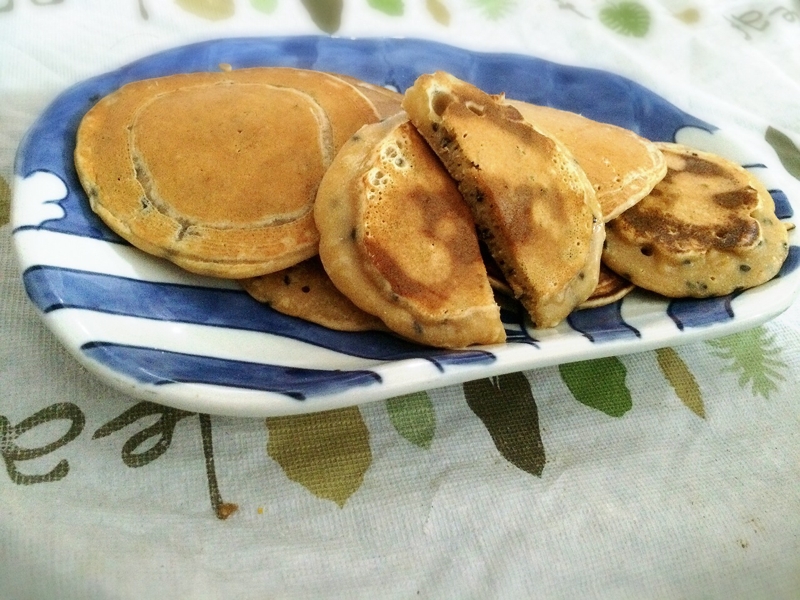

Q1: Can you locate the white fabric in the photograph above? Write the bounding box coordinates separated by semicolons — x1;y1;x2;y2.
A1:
2;2;800;598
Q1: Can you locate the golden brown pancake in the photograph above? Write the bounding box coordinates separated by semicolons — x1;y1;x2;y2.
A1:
508;100;667;221
479;240;514;298
577;264;635;309
314;112;505;348
402;71;605;329
75;67;381;279
240;257;387;332
484;246;634;310
330;73;404;119
603;142;790;297
238;68;380;154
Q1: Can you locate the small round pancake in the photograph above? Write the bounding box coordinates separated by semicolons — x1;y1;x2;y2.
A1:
577;264;635;309
75;68;381;279
603;142;789;297
508;100;667;222
480;240;514;298
485;247;634;310
402;71;605;329
314;113;506;348
240;257;387;332
330;73;404;119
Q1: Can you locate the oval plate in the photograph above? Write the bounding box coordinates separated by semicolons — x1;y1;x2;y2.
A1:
12;36;800;416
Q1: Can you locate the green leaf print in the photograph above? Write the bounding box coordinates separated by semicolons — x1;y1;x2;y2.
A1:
266;406;371;507
656;347;705;418
559;357;632;417
706;327;786;399
426;0;450;25
0;174;10;226
386;391;436;449
468;0;516;20
600;2;651;37
369;0;403;16
765;126;800;182
464;372;546;477
251;0;278;14
174;0;234;20
301;0;343;33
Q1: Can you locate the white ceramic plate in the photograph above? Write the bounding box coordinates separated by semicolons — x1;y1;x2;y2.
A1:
12;36;800;416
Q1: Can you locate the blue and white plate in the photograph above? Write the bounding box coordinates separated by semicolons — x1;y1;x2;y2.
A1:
12;37;800;417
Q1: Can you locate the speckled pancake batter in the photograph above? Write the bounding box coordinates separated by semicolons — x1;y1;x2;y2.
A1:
402;71;605;329
509;100;667;222
314;113;505;348
603;142;790;297
74;67;383;278
240;257;387;332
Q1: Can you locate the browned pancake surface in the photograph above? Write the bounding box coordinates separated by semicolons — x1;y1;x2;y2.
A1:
402;71;604;329
132;83;324;225
577;264;635;309
330;73;403;119
509;100;667;221
314;113;505;348
603;142;789;297
240;257;387;332
75;67;381;279
486;250;634;310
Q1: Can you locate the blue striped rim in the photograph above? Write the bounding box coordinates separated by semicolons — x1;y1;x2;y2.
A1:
24;265;497;367
81;341;382;400
567;302;641;342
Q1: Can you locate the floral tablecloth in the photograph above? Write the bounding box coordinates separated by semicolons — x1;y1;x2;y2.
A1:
2;1;800;598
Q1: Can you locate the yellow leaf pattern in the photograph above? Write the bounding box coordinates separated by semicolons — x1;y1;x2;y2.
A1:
656;347;705;418
0;174;9;226
266;407;371;507
174;0;234;20
426;0;450;25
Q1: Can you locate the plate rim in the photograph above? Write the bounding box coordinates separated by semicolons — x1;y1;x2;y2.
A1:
12;35;800;417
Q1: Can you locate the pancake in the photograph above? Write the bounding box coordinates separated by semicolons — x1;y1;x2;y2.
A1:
314;112;506;348
240;256;387;332
75;67;381;279
402;71;605;329
483;244;634;310
331;73;404;119
508;100;667;221
603;142;790;297
577;264;635;309
480;240;514;298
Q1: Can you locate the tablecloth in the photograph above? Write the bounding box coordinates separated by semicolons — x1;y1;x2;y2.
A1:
2;1;800;598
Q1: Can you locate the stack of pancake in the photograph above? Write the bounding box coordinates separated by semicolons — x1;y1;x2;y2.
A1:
75;68;791;349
